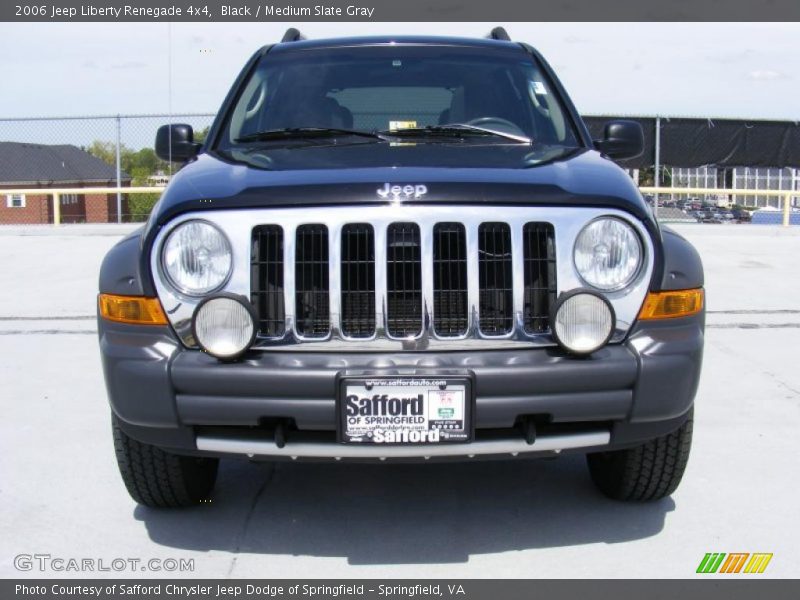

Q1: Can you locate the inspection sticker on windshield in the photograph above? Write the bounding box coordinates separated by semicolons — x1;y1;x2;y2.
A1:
338;377;472;444
532;81;547;95
389;120;417;130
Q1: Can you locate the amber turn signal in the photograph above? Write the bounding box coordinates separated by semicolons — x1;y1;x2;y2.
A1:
638;289;704;320
98;294;168;325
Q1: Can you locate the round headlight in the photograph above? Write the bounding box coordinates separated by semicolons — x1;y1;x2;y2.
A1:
552;290;615;355
192;295;256;359
574;218;642;291
162;220;232;296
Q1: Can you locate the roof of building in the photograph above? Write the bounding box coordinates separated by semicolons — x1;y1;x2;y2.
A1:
0;142;130;185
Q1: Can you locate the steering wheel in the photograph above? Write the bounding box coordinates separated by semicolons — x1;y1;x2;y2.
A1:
466;117;526;136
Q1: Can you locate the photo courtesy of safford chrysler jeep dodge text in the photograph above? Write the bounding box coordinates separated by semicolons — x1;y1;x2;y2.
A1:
97;27;704;508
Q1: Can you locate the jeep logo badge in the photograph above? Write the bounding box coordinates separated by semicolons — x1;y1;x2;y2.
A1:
377;183;428;200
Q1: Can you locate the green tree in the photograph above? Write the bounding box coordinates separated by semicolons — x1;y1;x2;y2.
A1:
127;164;161;223
86;140;171;180
126;148;160;174
86;140;119;166
194;126;210;144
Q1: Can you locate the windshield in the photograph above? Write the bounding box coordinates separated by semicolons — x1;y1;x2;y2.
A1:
217;44;580;149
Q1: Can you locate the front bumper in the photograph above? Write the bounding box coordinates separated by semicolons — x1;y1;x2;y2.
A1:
99;313;703;460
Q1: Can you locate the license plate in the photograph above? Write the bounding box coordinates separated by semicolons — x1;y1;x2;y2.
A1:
338;377;472;444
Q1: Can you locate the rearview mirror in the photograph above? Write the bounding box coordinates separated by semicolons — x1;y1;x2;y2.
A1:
155;124;201;162
594;120;644;160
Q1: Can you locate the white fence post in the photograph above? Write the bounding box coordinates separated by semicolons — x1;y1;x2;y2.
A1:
784;193;792;227
115;115;122;223
654;116;661;219
52;192;60;226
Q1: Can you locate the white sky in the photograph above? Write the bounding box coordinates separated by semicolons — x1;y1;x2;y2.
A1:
0;22;798;120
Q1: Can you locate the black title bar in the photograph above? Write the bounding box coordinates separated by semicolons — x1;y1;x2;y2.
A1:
4;0;800;22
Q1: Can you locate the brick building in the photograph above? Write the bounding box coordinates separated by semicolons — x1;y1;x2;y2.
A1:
0;142;130;224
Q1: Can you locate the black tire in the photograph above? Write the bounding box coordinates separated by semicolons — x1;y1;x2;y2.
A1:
112;416;218;508
587;411;693;501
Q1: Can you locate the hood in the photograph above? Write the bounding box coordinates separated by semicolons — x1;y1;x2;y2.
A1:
149;144;652;229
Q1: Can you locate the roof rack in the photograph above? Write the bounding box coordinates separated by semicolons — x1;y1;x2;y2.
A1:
487;27;511;41
281;28;306;43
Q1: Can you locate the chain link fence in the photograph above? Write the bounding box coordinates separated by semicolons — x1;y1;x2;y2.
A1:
0;113;214;224
640;165;799;226
1;113;798;226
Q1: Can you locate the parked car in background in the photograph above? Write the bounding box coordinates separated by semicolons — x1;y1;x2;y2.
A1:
731;208;752;223
694;210;721;224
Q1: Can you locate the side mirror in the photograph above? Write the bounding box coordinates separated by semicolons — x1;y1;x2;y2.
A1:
594;120;644;160
155;124;201;162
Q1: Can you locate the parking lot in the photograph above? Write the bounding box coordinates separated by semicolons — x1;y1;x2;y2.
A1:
1;223;798;578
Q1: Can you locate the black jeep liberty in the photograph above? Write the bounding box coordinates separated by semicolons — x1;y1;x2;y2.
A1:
98;28;704;507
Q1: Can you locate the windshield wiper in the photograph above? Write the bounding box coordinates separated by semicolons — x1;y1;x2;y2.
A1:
380;124;532;144
236;127;387;143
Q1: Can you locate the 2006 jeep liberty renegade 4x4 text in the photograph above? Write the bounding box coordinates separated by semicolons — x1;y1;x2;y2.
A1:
98;27;704;508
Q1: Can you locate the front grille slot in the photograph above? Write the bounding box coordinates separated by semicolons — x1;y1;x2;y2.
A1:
250;225;285;337
433;223;468;336
386;222;422;337
478;222;513;335
523;223;557;334
295;224;330;337
340;223;375;338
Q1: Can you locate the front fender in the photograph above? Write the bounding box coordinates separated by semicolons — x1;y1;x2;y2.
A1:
98;227;154;296
658;226;704;290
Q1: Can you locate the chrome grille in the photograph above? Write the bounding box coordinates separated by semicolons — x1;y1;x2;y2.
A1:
250;217;556;344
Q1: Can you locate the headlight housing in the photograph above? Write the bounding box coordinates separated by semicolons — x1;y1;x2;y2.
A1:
574;217;642;291
162;220;232;296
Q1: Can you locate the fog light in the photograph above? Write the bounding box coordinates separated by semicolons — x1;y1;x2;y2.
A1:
192;294;257;359
551;290;615;355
